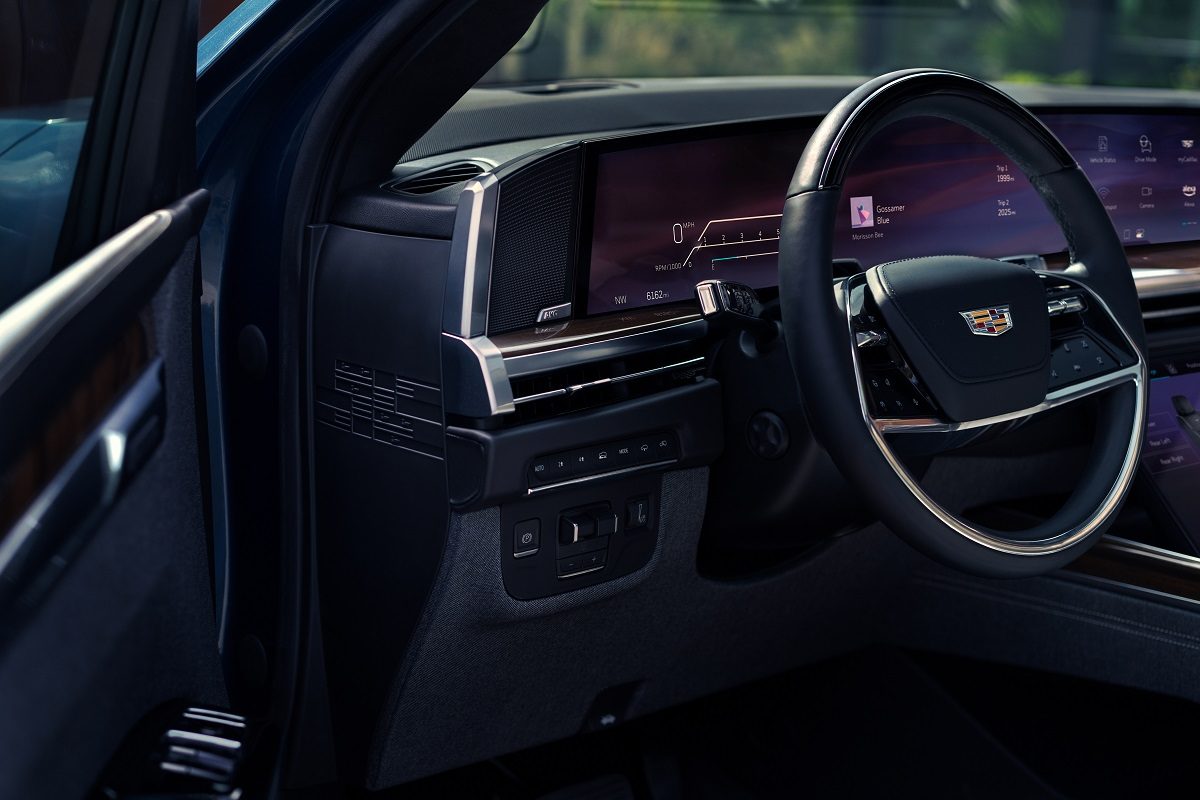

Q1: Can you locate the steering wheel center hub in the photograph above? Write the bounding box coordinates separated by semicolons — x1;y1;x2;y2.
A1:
865;256;1050;421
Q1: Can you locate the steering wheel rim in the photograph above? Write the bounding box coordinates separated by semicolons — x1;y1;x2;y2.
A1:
778;69;1148;577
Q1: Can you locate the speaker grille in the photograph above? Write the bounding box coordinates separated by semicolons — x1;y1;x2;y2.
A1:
487;148;580;335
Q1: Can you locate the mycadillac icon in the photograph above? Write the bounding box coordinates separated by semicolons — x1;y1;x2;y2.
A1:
960;305;1013;336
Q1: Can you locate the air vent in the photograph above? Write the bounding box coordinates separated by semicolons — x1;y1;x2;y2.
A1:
388;162;485;195
509;79;637;95
1141;290;1200;334
505;342;708;425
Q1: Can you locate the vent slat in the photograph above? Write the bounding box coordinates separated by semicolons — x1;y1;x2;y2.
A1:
1140;290;1200;333
505;343;708;425
389;162;485;195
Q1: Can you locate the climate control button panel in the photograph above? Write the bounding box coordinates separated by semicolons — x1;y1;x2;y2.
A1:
528;431;679;487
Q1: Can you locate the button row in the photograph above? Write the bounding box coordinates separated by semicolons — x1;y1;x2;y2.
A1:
558;502;615;579
557;549;607;578
529;431;679;486
1048;335;1113;389
560;506;619;544
864;369;932;418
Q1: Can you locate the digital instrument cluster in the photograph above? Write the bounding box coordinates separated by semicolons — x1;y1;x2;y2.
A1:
582;112;1200;315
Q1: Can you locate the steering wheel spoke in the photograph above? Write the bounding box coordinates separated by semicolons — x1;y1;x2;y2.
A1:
872;361;1142;434
859;271;1146;435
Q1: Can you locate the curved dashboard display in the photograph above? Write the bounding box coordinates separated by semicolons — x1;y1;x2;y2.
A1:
582;112;1200;315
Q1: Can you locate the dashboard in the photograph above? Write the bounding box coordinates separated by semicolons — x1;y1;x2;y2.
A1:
311;80;1200;787
583;112;1200;315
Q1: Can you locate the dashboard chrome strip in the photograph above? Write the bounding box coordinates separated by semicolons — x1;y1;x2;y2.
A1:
1142;304;1200;319
513;387;569;405
845;272;1148;555
441;173;515;417
502;317;707;379
511;356;706;406
443;174;499;338
1132;267;1200;299
526;459;678;495
441;333;515;417
1064;535;1200;611
1096;535;1200;572
557;564;605;580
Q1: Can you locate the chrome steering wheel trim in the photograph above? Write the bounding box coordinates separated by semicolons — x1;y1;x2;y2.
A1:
843;272;1147;556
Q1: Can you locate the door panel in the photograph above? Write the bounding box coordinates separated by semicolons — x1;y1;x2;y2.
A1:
0;238;225;798
0;0;227;796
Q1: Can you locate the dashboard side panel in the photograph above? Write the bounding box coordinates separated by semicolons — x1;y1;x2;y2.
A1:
365;469;913;788
311;225;451;776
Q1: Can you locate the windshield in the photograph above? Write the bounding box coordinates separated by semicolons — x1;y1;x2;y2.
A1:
481;0;1200;91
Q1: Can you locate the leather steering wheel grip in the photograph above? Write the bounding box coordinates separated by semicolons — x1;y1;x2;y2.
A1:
778;69;1147;577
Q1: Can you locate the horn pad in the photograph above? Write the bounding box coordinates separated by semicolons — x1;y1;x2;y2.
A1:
865;256;1050;421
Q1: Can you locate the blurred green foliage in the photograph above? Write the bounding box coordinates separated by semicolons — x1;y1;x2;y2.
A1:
482;0;1200;90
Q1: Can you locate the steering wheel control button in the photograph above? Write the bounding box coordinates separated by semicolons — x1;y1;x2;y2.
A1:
864;369;931;418
513;519;540;559
695;279;775;339
865;255;1051;421
1046;294;1086;316
626;497;650;530
1049;335;1113;388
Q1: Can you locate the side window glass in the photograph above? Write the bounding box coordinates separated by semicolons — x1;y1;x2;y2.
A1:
198;1;277;74
0;0;117;312
200;0;247;38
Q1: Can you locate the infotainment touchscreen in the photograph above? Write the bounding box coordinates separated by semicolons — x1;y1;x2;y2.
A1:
583;113;1200;315
1143;354;1200;543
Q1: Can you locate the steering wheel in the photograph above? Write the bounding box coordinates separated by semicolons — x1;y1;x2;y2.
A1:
778;69;1148;577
